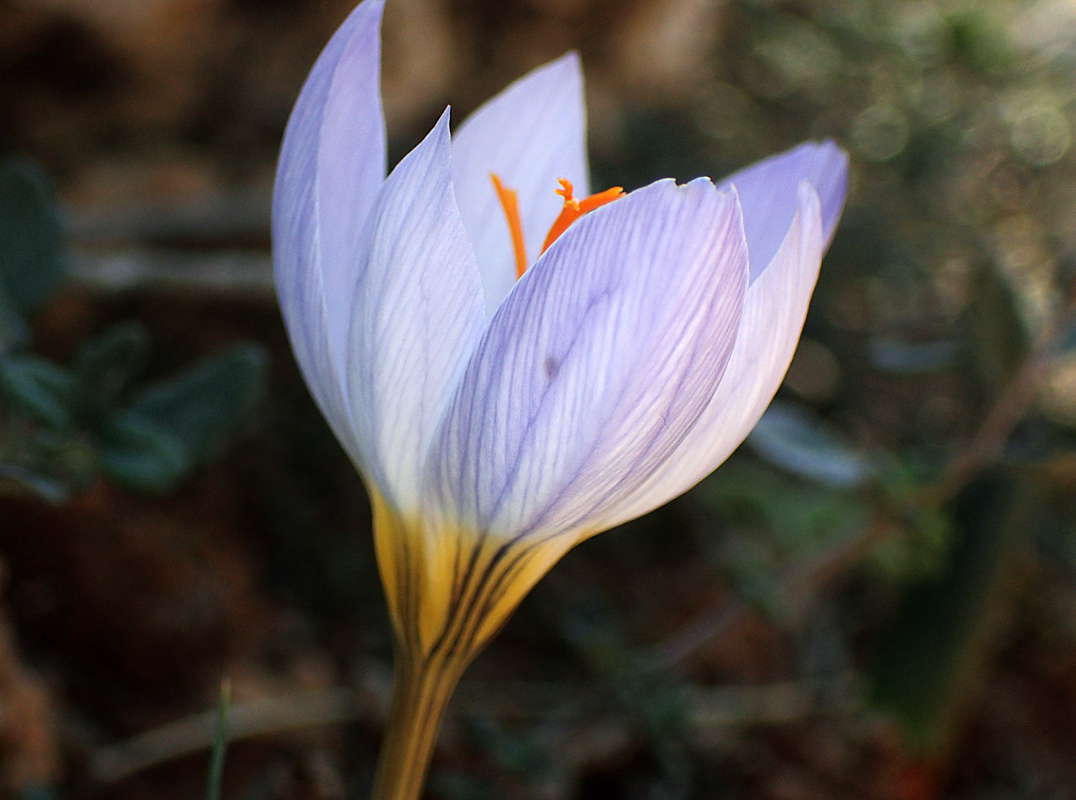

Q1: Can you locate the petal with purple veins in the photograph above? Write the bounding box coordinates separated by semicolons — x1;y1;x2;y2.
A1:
347;108;486;511
272;0;388;454
422;177;749;546
595;181;827;531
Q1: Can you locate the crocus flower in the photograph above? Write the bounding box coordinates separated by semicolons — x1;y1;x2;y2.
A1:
272;1;848;797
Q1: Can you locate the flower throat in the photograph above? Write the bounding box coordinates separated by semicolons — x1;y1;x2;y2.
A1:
491;175;623;279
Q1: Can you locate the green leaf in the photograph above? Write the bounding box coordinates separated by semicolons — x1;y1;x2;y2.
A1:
944;7;1013;74
75;323;151;421
0;462;69;503
463;716;551;780
129;344;268;463
0;159;66;316
693;461;869;554
18;784;60;800
691;461;871;613
747;400;874;488
98;411;191;493
205;680;231;800
0;355;77;429
870;472;1036;755
0;282;30;356
966;263;1031;395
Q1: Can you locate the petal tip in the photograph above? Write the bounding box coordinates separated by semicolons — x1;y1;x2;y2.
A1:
359;0;387;19
527;50;585;92
397;105;454;174
811;140;850;241
434;104;453;134
816;139;851;179
550;50;583;74
340;0;387;43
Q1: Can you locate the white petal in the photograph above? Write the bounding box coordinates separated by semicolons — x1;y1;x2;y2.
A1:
595;182;826;530
348;109;486;510
451;54;589;317
720;141;847;281
272;0;387;452
422;178;748;544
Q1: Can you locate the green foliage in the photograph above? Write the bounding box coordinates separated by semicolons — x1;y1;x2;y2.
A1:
0;463;68;504
0;356;77;430
966;262;1032;395
868;457;957;578
19;785;59;800
97;411;191;492
0;317;268;497
870;502;954;580
462;717;551;782
0;156;269;500
0;286;29;356
871;473;1036;755
0;159;65;320
560;608;692;769
692;460;871;613
0;159;66;356
695;461;870;556
130;344;268;463
75;323;151;422
205;681;231;800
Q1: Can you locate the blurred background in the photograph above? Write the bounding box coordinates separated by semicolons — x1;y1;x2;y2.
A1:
3;0;1076;798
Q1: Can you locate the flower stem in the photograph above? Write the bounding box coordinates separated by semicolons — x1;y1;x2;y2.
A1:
370;650;465;800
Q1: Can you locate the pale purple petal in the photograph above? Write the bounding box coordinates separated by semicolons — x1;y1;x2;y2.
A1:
273;0;387;453
595;182;826;531
451;54;589;317
720;141;847;281
347;109;486;510
422;178;748;543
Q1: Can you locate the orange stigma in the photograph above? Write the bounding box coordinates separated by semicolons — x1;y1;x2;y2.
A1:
491;174;625;279
541;179;623;254
491;174;528;279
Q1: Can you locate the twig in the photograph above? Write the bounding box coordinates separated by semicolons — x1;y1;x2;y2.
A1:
67;191;271;246
642;517;897;674
931;358;1044;503
89;673;847;786
89;686;368;785
684;678;847;730
932;307;1074;503
462;676;845;723
67;249;275;296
